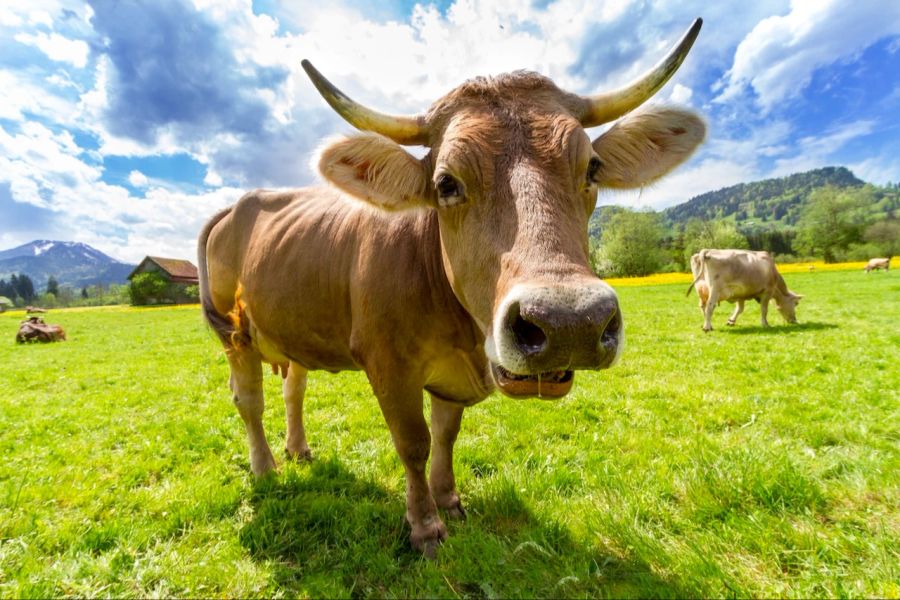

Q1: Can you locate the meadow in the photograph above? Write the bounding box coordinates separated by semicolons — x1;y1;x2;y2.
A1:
0;268;897;598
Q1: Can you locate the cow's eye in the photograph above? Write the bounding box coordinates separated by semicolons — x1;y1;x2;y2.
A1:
587;156;603;183
435;174;465;207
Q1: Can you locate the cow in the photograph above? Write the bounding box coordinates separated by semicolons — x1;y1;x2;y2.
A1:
864;257;890;272
199;20;706;555
687;249;802;332
16;316;66;343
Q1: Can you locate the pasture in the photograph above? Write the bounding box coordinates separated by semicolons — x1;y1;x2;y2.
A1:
0;268;897;598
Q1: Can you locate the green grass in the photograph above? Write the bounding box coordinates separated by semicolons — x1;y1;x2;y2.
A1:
0;270;897;598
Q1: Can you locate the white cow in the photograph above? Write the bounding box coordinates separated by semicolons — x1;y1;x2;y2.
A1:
687;249;803;331
864;258;890;272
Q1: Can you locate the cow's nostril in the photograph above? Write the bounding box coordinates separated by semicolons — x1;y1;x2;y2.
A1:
511;314;547;355
600;308;621;345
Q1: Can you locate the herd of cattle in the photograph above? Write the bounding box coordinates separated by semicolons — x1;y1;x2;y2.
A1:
169;17;890;556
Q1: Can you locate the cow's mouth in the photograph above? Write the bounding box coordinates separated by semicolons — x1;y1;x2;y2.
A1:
490;363;574;399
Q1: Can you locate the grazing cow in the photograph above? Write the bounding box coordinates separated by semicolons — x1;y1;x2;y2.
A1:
864;257;890;272
200;20;706;554
687;249;802;332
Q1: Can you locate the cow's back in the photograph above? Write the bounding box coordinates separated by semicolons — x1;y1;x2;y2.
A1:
700;249;781;301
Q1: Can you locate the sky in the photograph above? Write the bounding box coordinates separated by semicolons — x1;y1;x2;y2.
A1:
0;0;898;263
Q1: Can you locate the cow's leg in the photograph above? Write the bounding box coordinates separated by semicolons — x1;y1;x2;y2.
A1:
702;289;718;332
283;361;312;460
727;300;745;326
370;376;446;557
429;395;466;520
759;294;771;327
227;349;276;475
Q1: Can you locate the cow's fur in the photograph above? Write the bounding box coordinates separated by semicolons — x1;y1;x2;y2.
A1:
688;249;802;331
864;257;890;272
200;71;705;555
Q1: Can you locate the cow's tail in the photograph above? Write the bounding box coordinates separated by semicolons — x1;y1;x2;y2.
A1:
686;278;700;297
198;207;250;349
686;249;708;296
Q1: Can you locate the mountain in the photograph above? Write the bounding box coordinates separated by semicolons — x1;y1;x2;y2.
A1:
0;240;135;291
661;166;869;229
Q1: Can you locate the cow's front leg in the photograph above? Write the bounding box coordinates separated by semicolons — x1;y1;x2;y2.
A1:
429;395;466;520
227;349;276;475
283;361;312;460
727;300;745;326
370;375;446;557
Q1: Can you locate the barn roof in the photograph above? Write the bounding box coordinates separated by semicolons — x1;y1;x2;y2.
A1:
128;256;199;283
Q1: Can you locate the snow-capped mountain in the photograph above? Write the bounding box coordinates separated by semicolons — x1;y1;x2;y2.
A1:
0;240;136;291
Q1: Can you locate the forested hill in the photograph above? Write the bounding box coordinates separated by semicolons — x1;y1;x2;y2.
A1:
662;166;865;228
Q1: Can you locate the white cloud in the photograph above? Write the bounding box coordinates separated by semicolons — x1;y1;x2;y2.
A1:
128;170;149;188
717;0;900;111
606;158;762;210
668;84;693;105
14;31;90;68
772;120;875;175
848;156;900;186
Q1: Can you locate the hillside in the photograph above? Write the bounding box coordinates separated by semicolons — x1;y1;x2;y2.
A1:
662;166;868;228
0;240;135;291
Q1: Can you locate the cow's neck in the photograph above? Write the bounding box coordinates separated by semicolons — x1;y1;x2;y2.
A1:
417;210;484;353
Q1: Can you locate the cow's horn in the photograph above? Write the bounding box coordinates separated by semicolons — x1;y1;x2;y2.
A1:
301;59;429;146
579;18;702;127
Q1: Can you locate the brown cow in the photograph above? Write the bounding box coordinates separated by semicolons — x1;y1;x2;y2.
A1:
199;20;706;555
864;257;890;272
688;249;802;331
16;317;66;343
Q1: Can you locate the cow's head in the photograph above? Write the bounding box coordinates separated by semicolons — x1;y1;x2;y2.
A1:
776;292;802;324
305;20;705;398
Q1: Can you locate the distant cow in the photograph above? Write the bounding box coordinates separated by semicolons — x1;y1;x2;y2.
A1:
200;21;705;555
688;249;802;331
16;317;66;343
864;258;890;272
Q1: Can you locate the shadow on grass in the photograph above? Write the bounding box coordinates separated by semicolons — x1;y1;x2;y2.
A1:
239;457;693;597
718;321;838;335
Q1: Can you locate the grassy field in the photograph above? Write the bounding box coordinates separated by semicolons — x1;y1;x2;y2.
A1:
0;268;897;598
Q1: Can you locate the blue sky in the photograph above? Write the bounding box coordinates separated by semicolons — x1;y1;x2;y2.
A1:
0;0;898;263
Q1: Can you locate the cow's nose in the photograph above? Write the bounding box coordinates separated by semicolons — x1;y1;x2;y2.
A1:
501;286;621;371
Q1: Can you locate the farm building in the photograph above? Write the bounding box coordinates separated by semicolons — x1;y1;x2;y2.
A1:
127;256;199;305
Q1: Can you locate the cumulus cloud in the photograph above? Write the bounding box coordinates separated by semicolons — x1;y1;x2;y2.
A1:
717;0;900;112
14;31;89;68
128;170;149;188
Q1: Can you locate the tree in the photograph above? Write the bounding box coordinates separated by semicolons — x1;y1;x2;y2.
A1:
129;272;170;305
81;286;89;299
0;279;15;303
46;275;60;296
598;209;666;276
13;273;35;303
682;219;749;265
863;220;900;257
795;186;870;262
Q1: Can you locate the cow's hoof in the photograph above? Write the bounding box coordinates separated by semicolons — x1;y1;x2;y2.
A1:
285;446;313;462
434;492;467;520
250;452;277;477
410;518;448;559
444;500;467;521
726;320;735;326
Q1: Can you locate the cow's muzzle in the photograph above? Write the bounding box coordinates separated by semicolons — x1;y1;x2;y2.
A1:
487;282;622;398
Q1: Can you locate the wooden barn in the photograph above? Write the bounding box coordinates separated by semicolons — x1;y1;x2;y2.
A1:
127;256;199;304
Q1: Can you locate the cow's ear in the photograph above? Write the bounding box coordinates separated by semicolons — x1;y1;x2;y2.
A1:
318;133;431;211
591;107;705;189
